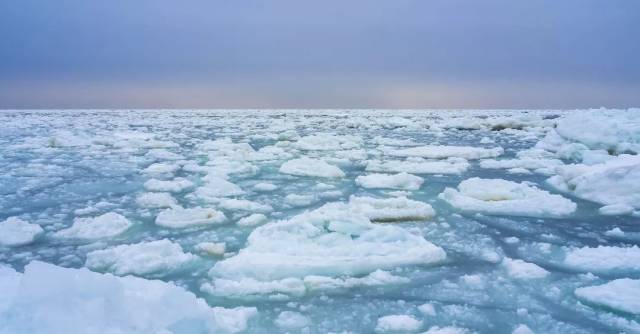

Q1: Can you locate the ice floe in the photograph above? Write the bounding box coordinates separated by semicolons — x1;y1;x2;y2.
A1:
54;212;132;240
155;207;227;228
85;239;196;276
143;177;194;193
0;261;256;334
366;158;470;174
375;314;422;332
279;157;346;178
0;218;43;247
348;196;436;222
563;245;640;274
385;145;503;160
356;172;424;190
439;177;576;218
575;278;640;315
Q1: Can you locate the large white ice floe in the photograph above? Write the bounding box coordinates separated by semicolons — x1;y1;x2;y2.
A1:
348;196;436;222
85;239;196;276
385;145;504;160
136;192;178;208
155;207;227;228
439;177;576;218
204;201;445;296
563;245;640;274
366;158;469;174
54;212;132;240
279;157;346;178
575;278;640;315
356;172;424;190
547;154;640;210
0;217;43;247
501;258;549;279
0;261;257;334
194;175;245;200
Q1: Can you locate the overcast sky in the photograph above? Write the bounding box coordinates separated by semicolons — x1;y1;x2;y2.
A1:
1;0;639;109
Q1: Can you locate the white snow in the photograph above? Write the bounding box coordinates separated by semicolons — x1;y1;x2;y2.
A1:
599;204;634;216
375;314;422;332
295;133;362;151
155;207;227;228
143;177;194;193
141;162;179;174
356;172;424;190
54;212;132;240
284;194;317;207
575;278;640;314
423;326;471;334
418;303;436;316
0;217;43;247
0;261;256;334
279;157;346;178
439;178;576;218
253;182;278;192
512;324;535;334
502;258;549;279
194;176;245;200
386;145;503;160
85;239;196;276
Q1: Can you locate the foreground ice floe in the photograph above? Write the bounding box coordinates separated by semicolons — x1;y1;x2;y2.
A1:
0;261;256;334
205;201;445;296
439;178;576;218
563;245;640;274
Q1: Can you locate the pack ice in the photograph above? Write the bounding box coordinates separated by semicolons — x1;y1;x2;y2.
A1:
1;109;639;333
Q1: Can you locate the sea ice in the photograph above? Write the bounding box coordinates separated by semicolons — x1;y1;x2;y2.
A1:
0;217;43;247
356;172;424;190
439;178;576;218
375;314;422;332
85;239;196;276
279;157;346;178
575;278;640;315
54;212;132;240
155;207;227;228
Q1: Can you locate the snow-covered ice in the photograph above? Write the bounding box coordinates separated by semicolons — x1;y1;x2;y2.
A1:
0;217;43;247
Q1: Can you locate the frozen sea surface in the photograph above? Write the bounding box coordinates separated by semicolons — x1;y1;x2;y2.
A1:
1;109;639;334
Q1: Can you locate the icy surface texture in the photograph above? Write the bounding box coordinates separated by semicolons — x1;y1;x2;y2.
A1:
1;108;639;333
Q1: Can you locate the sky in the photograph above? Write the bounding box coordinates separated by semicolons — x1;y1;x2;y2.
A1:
1;0;639;109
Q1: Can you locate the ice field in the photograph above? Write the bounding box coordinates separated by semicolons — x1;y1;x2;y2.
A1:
0;109;639;334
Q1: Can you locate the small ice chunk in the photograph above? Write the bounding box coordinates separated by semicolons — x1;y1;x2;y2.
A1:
386;145;503;160
142;163;179;174
356;172;424;190
439;177;576;218
143;178;193;193
502;258;549;279
575;278;640;314
253;182;278;192
605;227;625;237
424;326;471;334
155;207;227;228
418;303;436;316
512;324;535;334
218;199;273;213
237;214;268;227
598;204;634;216
375;315;422;332
194;242;226;256
274;311;310;330
55;213;131;240
279;157;345;178
284;194;317;207
85;239;196;276
195;176;245;199
0;217;43;247
136;192;177;208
